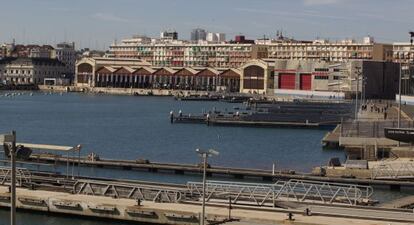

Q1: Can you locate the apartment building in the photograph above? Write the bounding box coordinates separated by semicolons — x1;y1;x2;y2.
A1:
109;38;268;68
55;42;76;77
262;39;393;62
393;42;414;63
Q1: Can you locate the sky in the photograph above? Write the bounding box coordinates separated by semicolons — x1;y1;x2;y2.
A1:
0;0;413;50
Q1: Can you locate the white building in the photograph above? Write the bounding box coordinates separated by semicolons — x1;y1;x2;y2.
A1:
392;42;414;63
0;57;67;85
55;42;76;77
206;33;226;43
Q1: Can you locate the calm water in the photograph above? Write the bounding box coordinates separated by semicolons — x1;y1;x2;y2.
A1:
0;91;406;225
0;92;342;172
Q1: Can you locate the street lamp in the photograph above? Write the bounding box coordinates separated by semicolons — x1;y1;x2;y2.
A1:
354;67;362;119
1;131;16;225
196;148;219;225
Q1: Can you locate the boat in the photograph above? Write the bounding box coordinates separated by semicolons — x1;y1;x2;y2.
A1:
384;127;414;143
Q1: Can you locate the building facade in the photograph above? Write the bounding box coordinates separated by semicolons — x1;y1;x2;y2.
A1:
191;28;207;41
76;57;152;87
75;57;241;92
55;42;76;77
0;44;55;58
160;30;178;40
392;42;414;63
109;39;268;68
263;39;393;62
206;33;226;43
0;57;66;85
240;59;400;99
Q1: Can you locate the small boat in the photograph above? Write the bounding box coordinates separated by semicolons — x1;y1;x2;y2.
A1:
384;127;414;143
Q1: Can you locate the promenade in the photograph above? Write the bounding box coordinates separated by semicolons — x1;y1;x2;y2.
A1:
0;186;413;225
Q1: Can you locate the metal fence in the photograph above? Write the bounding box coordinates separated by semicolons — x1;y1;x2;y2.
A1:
0;166;32;187
371;161;414;179
340;120;414;138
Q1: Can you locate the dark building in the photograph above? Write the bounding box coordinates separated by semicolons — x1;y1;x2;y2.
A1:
190;28;207;41
232;35;255;44
362;61;400;99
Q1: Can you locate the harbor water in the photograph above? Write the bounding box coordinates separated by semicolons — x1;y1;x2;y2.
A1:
0;91;409;224
0;92;343;172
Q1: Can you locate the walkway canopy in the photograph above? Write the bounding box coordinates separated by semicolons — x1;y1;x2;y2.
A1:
1;135;82;178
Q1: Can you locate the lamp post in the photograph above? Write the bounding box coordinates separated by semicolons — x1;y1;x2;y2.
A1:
398;62;402;128
1;131;16;225
196;148;219;225
10;131;16;225
355;67;361;119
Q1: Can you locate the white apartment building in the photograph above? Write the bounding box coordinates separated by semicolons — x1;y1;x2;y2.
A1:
263;39;393;62
393;42;414;63
55;42;76;76
109;38;267;68
206;33;226;43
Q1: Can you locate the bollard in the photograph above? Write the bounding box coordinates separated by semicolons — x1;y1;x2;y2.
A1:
287;212;294;221
170;111;174;123
304;208;312;216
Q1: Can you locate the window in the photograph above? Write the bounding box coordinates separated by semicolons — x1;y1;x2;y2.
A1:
315;76;328;80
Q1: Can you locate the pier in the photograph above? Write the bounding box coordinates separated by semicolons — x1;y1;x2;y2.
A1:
0;177;414;225
22;154;414;189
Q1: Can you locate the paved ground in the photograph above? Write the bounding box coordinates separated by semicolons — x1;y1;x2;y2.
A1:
1;186;413;225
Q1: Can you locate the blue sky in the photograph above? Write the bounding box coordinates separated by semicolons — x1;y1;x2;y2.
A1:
0;0;413;49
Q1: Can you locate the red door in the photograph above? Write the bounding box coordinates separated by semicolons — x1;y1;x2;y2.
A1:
279;73;296;89
300;74;312;90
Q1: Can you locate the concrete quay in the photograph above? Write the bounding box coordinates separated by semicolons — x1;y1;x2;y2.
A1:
38;85;210;96
0;186;413;225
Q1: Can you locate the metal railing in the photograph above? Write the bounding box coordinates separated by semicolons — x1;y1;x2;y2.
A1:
73;179;374;206
187;179;373;206
0;166;32;187
341;120;414;138
371;160;414;179
74;180;187;203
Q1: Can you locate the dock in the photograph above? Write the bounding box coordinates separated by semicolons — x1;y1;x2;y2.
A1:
379;196;414;209
321;124;341;148
23;154;414;189
0;185;413;225
173;115;332;129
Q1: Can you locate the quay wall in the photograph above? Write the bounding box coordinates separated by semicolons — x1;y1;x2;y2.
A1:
38;85;209;96
0;186;403;225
